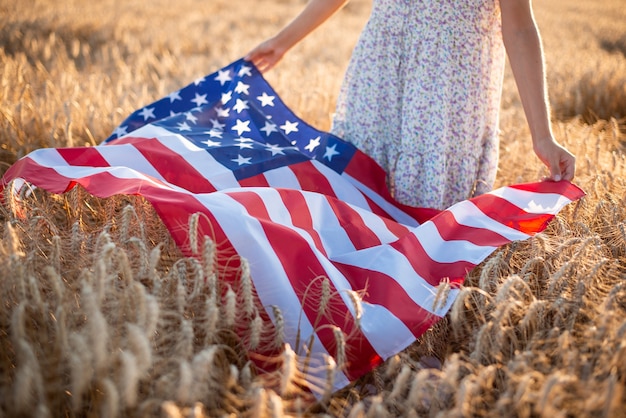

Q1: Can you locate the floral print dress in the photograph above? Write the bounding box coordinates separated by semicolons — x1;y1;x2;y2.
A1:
331;0;506;210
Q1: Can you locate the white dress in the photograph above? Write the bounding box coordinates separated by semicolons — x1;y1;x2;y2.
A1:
331;0;506;209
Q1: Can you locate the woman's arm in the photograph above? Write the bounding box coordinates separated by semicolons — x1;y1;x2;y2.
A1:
245;0;349;73
501;0;575;181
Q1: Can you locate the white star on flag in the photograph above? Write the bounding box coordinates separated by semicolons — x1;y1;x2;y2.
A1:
323;144;340;161
234;81;250;95
238;66;252;77
221;91;233;104
232;154;251;165
232;119;251;136
216;107;230;118
177;121;192;131
214;70;232;86
233;99;250;114
210;119;225;130
305;136;321;152
265;143;286;156
204;139;221;147
167;91;182;103
237;142;254;150
138;107;155;121
260;121;278;136
257;92;275;107
193;76;205;86
207;130;223;138
185;112;198;124
280;120;299;135
235;137;254;143
191;93;208;107
113;125;128;138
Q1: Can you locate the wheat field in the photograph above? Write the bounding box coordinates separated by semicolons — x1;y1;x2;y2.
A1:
1;0;626;416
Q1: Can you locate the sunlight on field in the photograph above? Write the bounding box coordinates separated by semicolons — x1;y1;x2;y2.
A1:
1;0;626;416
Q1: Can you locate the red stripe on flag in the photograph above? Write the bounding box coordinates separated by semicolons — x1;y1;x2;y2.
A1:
325;196;382;250
3;157;79;194
297;160;407;230
343;149;390;199
238;172;270;188
58;147;110;167
131;139;217;193
275;188;327;257
509;181;585;201
108;136;153;146
228;190;382;380
431;210;511;247
289;161;339;199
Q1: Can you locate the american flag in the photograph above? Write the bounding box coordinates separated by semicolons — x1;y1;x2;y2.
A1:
1;58;584;392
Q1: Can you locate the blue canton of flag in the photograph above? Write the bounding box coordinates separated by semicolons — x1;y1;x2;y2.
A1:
105;59;355;180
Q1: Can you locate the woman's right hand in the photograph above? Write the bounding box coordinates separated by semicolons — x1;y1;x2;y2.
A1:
244;0;349;73
245;38;288;73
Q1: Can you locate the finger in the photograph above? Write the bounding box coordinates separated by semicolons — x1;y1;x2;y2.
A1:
561;157;576;181
548;159;562;182
258;56;280;73
256;59;272;73
264;60;279;72
247;55;268;72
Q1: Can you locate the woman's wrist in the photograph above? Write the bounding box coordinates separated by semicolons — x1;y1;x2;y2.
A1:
531;131;555;147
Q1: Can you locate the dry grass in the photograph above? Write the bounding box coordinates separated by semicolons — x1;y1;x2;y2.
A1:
1;0;626;416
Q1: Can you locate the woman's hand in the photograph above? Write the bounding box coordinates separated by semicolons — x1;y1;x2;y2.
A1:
245;38;288;73
533;136;576;182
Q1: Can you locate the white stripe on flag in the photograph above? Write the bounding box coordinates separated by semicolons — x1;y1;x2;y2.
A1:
97;144;166;182
359;300;428;359
417;221;498;264
301;192;357;256
28;148;71;167
263;165;303;189
489;186;574;214
157;134;240;190
447;201;532;241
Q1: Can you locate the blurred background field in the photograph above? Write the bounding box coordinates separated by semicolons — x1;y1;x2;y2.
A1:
1;0;626;416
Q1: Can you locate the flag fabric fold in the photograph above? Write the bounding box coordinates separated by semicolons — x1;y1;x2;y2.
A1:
1;58;585;392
